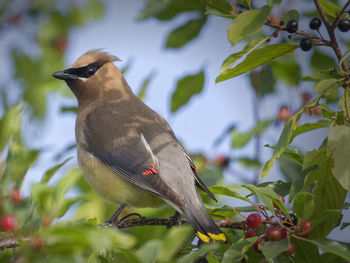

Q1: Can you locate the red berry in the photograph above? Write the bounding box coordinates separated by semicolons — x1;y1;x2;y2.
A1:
283;242;295;255
246;213;262;229
301;220;313;233
1;215;19;232
31;237;44;251
273;194;285;208
54;36;68;53
10;189;22;204
278;106;292;121
245;230;259;238
253;238;266;253
267;227;282;241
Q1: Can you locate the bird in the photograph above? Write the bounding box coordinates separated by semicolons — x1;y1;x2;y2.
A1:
52;49;226;243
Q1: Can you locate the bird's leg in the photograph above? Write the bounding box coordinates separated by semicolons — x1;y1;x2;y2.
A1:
106;203;127;225
167;211;182;229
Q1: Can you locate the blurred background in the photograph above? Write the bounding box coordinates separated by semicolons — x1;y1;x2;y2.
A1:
0;0;348;242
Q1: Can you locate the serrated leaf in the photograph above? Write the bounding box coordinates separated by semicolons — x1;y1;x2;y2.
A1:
228;6;271;45
293;192;315;220
260;239;289;259
171;69;205;112
309;239;350;261
232;120;272;148
166;17;206;48
217;44;298;82
257;180;291;196
315;79;339;94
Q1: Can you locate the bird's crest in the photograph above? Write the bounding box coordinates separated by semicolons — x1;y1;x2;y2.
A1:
71;49;120;68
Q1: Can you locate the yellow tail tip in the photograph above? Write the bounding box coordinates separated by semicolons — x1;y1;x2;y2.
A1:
208;232;227;242
196;232;227;243
196;231;211;243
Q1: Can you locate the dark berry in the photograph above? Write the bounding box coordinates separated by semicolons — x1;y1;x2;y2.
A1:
283;242;295;256
10;189;22;204
309;17;322;30
337;19;350;32
284;213;298;227
273;194;285;208
253;238;266;253
246;213;262;229
301;220;313;234
267;227;282;241
300;38;312;51
245;230;259;238
1;215;19;232
286;20;298;33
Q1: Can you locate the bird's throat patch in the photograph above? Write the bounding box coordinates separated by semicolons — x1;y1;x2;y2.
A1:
142;163;158;176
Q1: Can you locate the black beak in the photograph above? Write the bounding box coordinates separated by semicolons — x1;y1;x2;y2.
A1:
52;70;78;80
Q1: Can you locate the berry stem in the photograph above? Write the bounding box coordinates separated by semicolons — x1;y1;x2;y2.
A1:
313;0;348;72
331;0;350;32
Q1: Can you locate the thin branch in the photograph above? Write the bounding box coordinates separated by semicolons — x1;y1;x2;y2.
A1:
331;0;350;31
313;0;345;63
0;218;247;250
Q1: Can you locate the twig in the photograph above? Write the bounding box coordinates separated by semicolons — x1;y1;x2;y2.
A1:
0;218;247;250
331;0;350;31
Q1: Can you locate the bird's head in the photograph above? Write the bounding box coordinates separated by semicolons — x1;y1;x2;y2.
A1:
52;49;127;106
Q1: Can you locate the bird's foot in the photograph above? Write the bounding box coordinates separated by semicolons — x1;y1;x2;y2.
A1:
167;211;182;229
105;203;126;225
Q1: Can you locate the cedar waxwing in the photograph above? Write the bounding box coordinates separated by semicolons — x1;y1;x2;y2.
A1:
52;49;226;243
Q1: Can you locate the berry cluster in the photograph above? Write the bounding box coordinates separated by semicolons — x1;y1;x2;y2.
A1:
285;16;350;52
244;195;313;256
1;189;22;232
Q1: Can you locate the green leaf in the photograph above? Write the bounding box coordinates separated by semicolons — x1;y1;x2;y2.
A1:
292;238;321;262
166;17;206;48
202;0;236;18
221;38;268;73
292;119;330;139
208;185;250;202
228;6;271;45
260;239;289;259
222;237;256;263
232;120;272;148
157;225;193;262
311;49;336;78
243;184;289;215
237;157;261;170
257;180;291;196
42;157;72;184
138;70;156;99
293;192;315;220
171;69;205;112
309;239;350;261
252;65;276;97
311;209;342;227
216;44;298;82
0;104;22;151
327;124;350;191
271;54;301;86
315;79;339;94
280;9;300;23
319;0;341;18
303;148;346;238
137;240;162;263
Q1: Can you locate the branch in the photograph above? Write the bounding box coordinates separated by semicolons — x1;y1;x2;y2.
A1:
0;217;246;250
331;0;350;31
100;217;246;230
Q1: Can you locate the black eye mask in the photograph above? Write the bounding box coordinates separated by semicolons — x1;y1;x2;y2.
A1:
64;62;102;78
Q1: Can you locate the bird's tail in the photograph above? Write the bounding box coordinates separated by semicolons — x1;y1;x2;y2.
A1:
182;205;226;243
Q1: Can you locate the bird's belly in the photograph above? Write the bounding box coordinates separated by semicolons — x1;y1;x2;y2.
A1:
77;148;164;208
